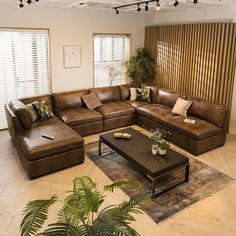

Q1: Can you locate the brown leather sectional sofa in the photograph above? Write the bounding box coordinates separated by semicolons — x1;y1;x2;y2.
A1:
5;83;229;179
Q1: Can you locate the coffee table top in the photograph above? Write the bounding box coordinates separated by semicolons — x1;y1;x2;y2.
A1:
100;128;189;178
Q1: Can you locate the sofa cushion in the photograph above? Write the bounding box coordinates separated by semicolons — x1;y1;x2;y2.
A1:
157;88;186;108
10;99;32;130
125;100;149;109
89;86;121;103
137;104;175;123
136;88;151;103
17;123;84;161
32;101;54;121
82;92;102;110
32;116;62;128
52;90;88;113
164;116;222;140
187;97;227;128
172;98;192;117
141;84;159;103
57;108;103;127
96;101;135;119
120;83;141;101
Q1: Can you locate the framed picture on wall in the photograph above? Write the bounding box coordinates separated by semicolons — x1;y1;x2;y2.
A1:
63;45;81;68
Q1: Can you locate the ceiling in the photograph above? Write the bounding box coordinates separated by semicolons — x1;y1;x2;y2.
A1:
0;0;232;13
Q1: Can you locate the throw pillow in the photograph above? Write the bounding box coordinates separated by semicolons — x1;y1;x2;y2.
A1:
32;101;54;121
130;88;137;101
172;98;192;117
26;102;39;122
136;88;151;103
10;99;32;130
82;92;102;110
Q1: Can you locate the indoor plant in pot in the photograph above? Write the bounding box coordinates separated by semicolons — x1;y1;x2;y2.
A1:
126;47;155;83
158;139;170;155
20;176;146;236
148;129;162;155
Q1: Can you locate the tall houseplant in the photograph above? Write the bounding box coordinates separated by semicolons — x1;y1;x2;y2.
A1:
126;47;155;83
20;176;146;236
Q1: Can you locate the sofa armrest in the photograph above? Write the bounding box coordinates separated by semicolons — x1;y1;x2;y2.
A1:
4;104;23;144
223;110;230;133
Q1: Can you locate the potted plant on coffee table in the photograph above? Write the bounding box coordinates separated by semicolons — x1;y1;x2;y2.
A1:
158;139;170;155
148;129;162;155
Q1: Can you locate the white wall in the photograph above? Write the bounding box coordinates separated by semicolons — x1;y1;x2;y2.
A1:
0;4;152;92
151;3;236;134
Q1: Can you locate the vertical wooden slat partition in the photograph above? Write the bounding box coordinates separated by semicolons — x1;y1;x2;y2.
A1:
145;23;236;110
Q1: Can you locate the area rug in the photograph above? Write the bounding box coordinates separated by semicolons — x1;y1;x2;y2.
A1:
85;141;234;224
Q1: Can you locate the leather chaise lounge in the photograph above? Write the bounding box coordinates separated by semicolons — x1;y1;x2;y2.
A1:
5;83;229;179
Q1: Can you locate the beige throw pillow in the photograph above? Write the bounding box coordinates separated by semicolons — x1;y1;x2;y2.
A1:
82;92;102;110
172;98;192;117
130;88;137;101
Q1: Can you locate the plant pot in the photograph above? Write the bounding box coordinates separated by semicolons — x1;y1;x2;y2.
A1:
152;144;158;155
159;149;167;156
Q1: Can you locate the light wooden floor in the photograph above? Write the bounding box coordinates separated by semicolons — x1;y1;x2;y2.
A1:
0;125;236;236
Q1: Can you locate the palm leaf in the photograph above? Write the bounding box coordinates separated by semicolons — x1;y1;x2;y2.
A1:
104;180;139;193
20;195;57;236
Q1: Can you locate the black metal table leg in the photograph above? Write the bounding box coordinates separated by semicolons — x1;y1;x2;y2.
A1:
185;164;190;182
98;139;102;156
151;180;156;198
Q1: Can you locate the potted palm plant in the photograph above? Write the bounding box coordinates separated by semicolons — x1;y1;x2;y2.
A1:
20;176;146;236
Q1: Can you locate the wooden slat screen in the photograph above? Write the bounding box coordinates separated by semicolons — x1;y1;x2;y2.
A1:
145;23;236;110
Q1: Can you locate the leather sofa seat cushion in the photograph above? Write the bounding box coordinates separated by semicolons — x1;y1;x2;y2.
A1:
125;100;149;109
89;86;121;103
141;84;159;103
17;123;84;161
137;104;175;123
96;101;135;119
120;83;141;101
157;88;186;108
164;116;222;140
32;116;62;127
187;96;227;128
52;90;88;113
57;108;103;127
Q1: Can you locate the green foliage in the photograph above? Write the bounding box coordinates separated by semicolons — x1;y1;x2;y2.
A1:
126;47;155;83
20;176;146;236
158;139;170;150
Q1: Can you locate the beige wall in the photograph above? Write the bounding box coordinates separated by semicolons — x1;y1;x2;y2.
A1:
151;4;236;135
0;4;152;92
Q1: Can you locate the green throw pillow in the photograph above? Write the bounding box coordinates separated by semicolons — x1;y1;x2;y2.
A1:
32;101;53;121
136;88;151;103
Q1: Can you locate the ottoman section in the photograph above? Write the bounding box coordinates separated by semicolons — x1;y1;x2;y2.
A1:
16;123;84;179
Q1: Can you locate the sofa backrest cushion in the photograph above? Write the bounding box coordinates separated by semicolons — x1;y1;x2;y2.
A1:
157;88;186;108
9;99;32;130
120;82;141;101
20;94;53;111
141;83;159;103
52;90;88;113
89;86;121;103
187;96;227;128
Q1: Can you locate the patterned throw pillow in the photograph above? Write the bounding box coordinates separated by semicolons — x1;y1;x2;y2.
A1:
136;88;151;103
32;101;53;121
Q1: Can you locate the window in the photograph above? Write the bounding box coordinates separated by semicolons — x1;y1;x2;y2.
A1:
93;34;130;88
0;29;51;129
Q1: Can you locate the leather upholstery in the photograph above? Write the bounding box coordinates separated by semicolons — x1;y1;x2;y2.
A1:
119;82;141;101
137;104;175;123
17;123;84;161
72;121;103;137
157;88;186;107
141;84;159;103
164;115;222;140
52;90;88;113
57;108;103;127
187;96;227;128
89;86;121;103
96;101;135;119
32;116;62;127
125;100;149;109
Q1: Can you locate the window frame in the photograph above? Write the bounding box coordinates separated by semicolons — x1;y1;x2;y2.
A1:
93;33;131;88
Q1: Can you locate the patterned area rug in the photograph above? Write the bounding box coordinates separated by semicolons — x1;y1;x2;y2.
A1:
85;141;234;224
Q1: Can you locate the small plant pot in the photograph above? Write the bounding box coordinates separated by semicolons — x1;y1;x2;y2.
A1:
152;144;158;155
159;149;167;156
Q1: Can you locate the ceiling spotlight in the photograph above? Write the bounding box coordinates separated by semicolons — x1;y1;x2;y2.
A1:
145;3;148;11
193;0;198;3
173;0;179;7
18;0;24;8
137;4;141;12
26;0;32;4
156;3;160;10
115;8;119;14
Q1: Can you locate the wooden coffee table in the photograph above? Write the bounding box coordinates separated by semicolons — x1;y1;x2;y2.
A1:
99;127;190;198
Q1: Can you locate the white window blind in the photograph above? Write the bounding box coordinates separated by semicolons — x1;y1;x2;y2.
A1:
94;34;130;88
0;29;51;129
